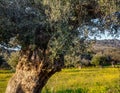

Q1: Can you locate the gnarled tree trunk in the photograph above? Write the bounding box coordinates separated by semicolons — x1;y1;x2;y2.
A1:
5;50;64;93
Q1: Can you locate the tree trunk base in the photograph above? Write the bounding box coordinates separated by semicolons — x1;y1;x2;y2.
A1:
5;61;57;93
6;50;64;93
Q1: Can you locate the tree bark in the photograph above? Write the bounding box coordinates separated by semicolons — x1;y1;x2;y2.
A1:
5;50;64;93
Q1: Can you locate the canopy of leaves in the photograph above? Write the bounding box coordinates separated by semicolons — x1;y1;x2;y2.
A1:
0;0;120;59
7;52;19;69
91;53;107;66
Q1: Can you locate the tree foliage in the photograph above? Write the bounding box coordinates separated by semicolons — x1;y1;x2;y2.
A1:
7;52;19;70
0;0;119;64
0;0;119;76
91;53;107;66
0;0;119;50
0;0;119;70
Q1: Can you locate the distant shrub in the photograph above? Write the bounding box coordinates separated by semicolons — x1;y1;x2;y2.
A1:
0;55;11;69
81;58;91;66
0;56;6;66
8;52;19;70
91;53;108;66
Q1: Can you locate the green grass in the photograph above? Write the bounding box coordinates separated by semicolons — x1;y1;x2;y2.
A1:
0;70;13;93
0;68;120;93
42;67;120;93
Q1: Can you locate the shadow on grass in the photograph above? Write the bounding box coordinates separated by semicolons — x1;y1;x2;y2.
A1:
45;88;89;93
0;80;6;82
57;88;88;93
0;70;14;74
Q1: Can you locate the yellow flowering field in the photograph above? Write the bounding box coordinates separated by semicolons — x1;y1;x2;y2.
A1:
0;68;120;93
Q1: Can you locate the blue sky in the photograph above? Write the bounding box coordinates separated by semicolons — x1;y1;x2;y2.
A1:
88;30;120;40
96;31;120;40
90;18;120;40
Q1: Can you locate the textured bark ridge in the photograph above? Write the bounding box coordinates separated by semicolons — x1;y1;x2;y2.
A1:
5;50;64;93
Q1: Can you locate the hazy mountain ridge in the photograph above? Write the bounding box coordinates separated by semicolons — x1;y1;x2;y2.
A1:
93;39;120;50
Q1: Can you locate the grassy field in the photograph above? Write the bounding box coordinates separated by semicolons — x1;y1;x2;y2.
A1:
0;70;13;93
0;67;120;93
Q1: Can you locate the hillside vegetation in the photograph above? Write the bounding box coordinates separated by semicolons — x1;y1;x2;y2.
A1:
93;39;120;50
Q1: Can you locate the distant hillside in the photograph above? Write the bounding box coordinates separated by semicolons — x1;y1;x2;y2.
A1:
93;39;120;51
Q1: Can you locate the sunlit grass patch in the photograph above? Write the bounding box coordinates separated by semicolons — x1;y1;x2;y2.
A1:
0;70;13;93
0;67;119;93
42;67;120;93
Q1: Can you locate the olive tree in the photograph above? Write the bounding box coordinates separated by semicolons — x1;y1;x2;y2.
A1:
0;0;119;93
91;53;108;66
7;52;19;70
